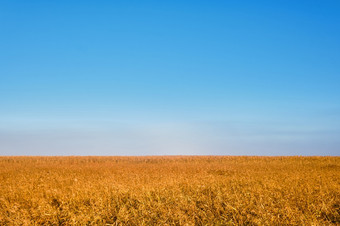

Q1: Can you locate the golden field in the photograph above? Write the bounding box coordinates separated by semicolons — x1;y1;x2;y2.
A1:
0;156;339;225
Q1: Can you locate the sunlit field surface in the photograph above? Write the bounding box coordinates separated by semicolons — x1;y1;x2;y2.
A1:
0;156;339;225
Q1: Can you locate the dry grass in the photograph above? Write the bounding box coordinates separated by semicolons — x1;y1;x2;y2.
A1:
0;156;339;225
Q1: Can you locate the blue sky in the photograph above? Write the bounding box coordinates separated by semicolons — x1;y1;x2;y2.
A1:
1;1;339;155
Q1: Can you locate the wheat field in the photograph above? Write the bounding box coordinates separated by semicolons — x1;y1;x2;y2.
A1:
0;156;339;225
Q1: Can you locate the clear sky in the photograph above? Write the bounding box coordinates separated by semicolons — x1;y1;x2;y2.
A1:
1;1;339;156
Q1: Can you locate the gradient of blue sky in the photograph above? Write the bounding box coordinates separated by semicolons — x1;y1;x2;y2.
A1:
1;0;339;155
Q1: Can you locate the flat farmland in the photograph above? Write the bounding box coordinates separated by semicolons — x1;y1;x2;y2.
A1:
0;156;339;225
